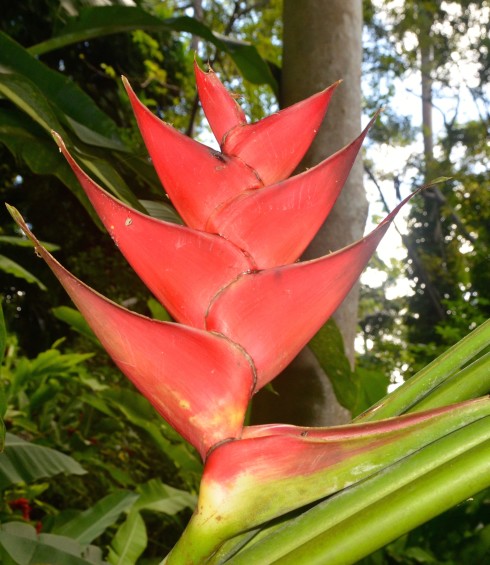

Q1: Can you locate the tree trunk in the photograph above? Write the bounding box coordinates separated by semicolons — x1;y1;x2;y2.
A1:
251;0;365;427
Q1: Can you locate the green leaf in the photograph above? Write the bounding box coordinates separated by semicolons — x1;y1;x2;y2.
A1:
226;417;490;563
0;254;47;290
0;522;104;565
133;478;196;515
29;348;93;377
0;235;59;251
0;67;65;134
96;388;202;474
0;302;6;452
53;490;139;545
139;200;183;224
0;433;86;489
107;511;147;565
353;367;391;417
410;351;490;412
28;7;278;93
80;155;144;212
0;31;122;143
309;319;359;411
0;300;6;367
64;115;129;153
146;297;172;323
0;108;103;227
356;319;490;422
51;306;100;345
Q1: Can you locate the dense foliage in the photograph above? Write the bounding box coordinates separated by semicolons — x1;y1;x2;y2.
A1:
0;0;488;562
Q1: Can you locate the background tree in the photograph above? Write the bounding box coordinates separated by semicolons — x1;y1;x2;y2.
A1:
252;0;365;426
360;0;490;376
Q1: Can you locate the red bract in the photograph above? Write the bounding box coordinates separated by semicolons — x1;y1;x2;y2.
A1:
53;133;253;328
7;207;255;460
9;66;414;458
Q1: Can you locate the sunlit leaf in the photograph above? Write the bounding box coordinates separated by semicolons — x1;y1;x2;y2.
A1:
0;433;86;489
107;511;147;565
53;490;139;545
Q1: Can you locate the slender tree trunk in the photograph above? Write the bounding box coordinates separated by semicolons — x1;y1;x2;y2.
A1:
252;0;365;426
420;28;434;180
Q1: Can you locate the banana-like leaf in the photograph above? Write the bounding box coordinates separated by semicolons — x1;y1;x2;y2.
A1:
222;416;490;563
0;32;123;145
28;7;277;93
0;107;104;228
53;490;139;545
107;511;147;565
0;433;86;490
0;522;104;565
133;478;196;515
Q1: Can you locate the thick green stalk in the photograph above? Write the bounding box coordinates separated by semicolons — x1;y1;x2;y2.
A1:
408;351;490;412
165;400;488;564
225;417;490;563
355;319;490;422
275;439;490;564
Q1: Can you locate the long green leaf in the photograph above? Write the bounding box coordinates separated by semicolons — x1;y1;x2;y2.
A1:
0;302;6;368
273;439;490;564
0;69;65;135
0;235;59;251
409;351;490;411
0;302;6;452
28;7;278;93
355;319;490;421
0;254;47;290
225;417;490;563
107;511;147;565
0;108;103;226
0;32;122;143
0;433;86;489
309;319;359;411
54;490;139;545
0;522;104;565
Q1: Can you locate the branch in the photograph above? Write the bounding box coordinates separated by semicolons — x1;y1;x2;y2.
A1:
364;165;446;321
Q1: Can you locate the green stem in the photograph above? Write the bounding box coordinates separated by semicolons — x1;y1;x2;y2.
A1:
226;417;490;564
276;439;490;564
409;351;490;412
355;319;490;422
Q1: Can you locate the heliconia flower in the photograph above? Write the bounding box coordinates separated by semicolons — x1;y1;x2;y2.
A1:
7;206;255;459
8;67;418;460
166;397;490;563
